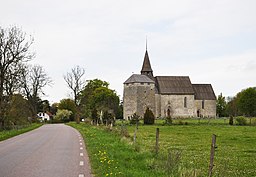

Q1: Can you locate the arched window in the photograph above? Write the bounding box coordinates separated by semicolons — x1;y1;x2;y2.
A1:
184;97;187;108
202;100;205;109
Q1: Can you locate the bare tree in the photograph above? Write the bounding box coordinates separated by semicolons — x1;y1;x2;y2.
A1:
0;26;34;127
64;66;85;106
21;64;52;118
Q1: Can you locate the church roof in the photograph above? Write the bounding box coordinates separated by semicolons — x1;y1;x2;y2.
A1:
155;76;195;95
124;74;155;84
141;50;153;73
192;84;216;100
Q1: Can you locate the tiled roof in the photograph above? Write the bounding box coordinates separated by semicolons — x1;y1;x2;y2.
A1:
124;74;155;84
141;50;153;73
192;84;216;100
155;76;195;94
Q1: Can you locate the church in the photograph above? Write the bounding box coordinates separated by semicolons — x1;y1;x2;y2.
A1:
123;49;216;120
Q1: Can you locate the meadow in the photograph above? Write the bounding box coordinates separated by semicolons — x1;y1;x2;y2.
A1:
68;118;256;177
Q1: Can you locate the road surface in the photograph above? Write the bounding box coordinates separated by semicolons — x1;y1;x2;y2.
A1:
0;124;92;177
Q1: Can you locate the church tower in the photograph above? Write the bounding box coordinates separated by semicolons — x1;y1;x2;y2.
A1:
123;49;156;120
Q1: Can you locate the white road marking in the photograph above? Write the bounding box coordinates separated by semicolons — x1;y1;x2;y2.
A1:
79;174;84;177
79;139;82;142
80;147;83;150
80;153;84;156
80;161;84;166
80;143;82;145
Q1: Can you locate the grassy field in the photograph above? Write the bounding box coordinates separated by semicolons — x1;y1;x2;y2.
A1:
68;119;256;177
0;123;42;141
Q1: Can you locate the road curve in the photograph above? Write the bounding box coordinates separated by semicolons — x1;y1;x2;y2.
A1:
0;124;92;177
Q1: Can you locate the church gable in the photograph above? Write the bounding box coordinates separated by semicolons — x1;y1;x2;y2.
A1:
192;84;216;100
155;76;195;95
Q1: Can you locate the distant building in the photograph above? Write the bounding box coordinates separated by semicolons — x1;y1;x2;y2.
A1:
37;112;52;121
123;49;216;119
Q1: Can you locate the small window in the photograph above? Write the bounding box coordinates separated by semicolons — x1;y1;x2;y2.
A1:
147;83;150;85
202;100;205;109
141;83;144;85
184;97;187;108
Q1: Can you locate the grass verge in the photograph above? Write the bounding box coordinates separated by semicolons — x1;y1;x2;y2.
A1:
0;123;42;141
68;121;256;177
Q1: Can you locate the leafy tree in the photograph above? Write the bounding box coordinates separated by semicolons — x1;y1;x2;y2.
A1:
92;87;120;118
58;98;76;121
144;107;155;125
226;96;240;117
91;108;99;124
50;103;59;115
237;87;256;117
79;79;120;119
216;93;227;117
5;94;31;129
54;109;72;122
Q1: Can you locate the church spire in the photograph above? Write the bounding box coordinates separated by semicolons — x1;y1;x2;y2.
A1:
141;43;153;78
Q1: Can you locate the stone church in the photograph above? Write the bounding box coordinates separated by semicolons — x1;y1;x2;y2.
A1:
123;49;216;120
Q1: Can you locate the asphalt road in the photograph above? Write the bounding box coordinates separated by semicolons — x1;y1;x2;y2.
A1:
0;124;92;177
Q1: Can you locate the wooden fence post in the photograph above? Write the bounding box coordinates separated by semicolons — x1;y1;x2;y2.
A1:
155;128;160;154
133;127;137;144
209;134;217;177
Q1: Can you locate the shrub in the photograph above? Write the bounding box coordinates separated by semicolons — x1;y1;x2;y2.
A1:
236;116;247;125
130;113;140;125
229;116;234;125
144;107;155;125
165;116;172;125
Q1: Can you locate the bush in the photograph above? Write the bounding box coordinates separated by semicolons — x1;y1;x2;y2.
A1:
144;107;155;125
229;116;234;125
130;113;140;125
236;117;247;125
165;116;172;125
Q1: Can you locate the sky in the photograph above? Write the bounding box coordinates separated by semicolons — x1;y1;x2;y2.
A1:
1;0;256;103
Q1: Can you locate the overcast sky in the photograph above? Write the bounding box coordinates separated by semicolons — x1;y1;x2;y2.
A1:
1;0;256;103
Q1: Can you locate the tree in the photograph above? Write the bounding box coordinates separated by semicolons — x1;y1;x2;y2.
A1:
144;107;155;125
92;87;120;117
64;66;85;106
5;94;31;129
21;64;52;118
54;109;72;122
58;98;77;121
226;96;240;117
79;79;109;118
0;26;34;128
237;87;256;117
216;93;227;117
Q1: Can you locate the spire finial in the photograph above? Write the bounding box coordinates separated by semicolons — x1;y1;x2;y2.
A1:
146;36;147;50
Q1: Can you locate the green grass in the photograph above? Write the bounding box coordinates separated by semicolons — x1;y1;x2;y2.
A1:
68;120;256;177
0;123;42;141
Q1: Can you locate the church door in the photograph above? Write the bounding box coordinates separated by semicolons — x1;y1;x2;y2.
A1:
197;109;200;117
167;108;171;117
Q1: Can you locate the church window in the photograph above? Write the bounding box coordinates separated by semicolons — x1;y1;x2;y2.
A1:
184;97;187;108
202;100;205;109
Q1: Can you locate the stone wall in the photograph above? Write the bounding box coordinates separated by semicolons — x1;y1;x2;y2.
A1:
159;94;195;118
194;100;216;118
123;83;155;120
